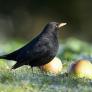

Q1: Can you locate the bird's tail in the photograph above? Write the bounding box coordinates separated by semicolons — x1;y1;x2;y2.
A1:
0;53;17;61
0;54;12;60
0;55;6;59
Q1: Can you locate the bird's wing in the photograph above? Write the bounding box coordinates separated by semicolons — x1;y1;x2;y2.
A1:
20;37;51;65
25;37;50;60
4;35;50;63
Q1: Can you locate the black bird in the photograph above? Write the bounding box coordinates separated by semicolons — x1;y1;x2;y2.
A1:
0;22;66;69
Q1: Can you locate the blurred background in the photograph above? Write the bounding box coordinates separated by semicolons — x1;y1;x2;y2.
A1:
0;0;92;60
0;0;92;41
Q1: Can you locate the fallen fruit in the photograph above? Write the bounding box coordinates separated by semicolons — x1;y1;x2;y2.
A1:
69;59;92;79
40;57;63;75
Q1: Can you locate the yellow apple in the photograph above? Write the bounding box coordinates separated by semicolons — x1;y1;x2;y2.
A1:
40;57;63;75
69;59;92;79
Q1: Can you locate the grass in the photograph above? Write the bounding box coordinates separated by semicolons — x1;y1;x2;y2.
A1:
0;38;92;92
0;66;92;92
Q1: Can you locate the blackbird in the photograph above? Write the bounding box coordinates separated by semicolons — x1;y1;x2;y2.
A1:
0;22;66;69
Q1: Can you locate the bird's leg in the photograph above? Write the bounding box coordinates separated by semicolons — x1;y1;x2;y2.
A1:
38;66;47;76
36;67;41;74
11;68;17;77
31;66;35;77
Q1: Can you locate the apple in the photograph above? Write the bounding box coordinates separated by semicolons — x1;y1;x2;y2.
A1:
69;59;92;79
40;57;63;75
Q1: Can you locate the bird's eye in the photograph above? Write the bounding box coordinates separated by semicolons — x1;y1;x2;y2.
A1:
55;24;58;28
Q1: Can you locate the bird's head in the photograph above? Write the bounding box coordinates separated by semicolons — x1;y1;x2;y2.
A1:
44;22;67;33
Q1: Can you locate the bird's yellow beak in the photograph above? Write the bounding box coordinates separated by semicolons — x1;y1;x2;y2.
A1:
58;23;67;28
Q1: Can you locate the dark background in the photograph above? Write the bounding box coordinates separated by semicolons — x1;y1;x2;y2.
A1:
0;0;92;42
